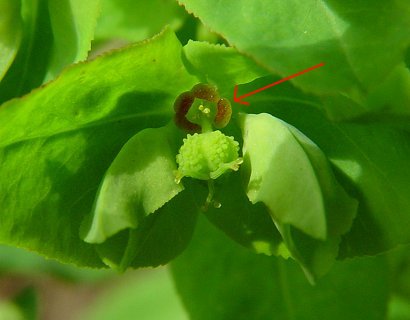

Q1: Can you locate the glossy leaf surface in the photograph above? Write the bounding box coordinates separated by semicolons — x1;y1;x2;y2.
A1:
179;0;410;118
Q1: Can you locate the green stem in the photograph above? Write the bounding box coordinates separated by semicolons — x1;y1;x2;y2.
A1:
200;113;213;133
203;179;215;210
201;118;213;133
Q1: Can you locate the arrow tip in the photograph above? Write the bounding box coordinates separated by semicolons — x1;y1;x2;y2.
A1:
233;85;250;106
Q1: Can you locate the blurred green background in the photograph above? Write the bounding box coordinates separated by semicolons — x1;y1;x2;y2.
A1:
0;245;188;320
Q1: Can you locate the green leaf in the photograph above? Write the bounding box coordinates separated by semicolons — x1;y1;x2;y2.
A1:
81;125;199;270
171;215;389;320
93;185;199;270
45;0;101;81
82;125;184;243
323;64;410;121
245;86;410;258
0;28;197;267
182;41;268;96
363;65;410;119
239;113;357;279
389;245;410;301
0;1;22;81
240;113;325;239
96;0;186;42
204;172;285;257
179;0;410;118
0;0;52;103
0;0;100;103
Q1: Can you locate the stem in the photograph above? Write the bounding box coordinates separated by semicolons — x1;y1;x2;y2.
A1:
203;179;215;211
198;103;214;133
201;179;222;210
201;116;213;133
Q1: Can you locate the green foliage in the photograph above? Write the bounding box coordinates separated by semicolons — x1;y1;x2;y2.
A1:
0;1;22;80
182;41;268;95
0;0;100;103
1;0;410;319
0;28;196;267
171;216;389;320
82;125;184;244
96;0;187;42
240;112;357;280
247;97;410;258
183;40;410;261
178;0;410;120
78;120;200;270
86;182;199;270
46;0;100;80
203;172;285;257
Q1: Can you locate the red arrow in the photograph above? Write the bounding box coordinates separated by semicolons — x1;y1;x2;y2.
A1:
233;62;325;106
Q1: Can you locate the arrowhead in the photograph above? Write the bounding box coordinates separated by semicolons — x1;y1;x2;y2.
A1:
233;85;250;106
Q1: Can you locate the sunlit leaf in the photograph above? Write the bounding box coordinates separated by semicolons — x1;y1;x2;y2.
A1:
239;112;357;279
45;0;101;80
183;41;268;96
179;0;410;118
0;28;197;267
82;125;184;243
81;125;199;270
245;85;410;258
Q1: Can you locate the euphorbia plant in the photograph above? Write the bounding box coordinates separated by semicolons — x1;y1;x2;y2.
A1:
1;0;410;319
80;72;357;283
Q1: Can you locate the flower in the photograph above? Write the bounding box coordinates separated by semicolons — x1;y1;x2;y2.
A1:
81;83;357;281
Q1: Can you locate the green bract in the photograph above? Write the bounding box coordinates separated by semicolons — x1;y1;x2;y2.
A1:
82;125;184;244
239;113;357;281
175;131;241;181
